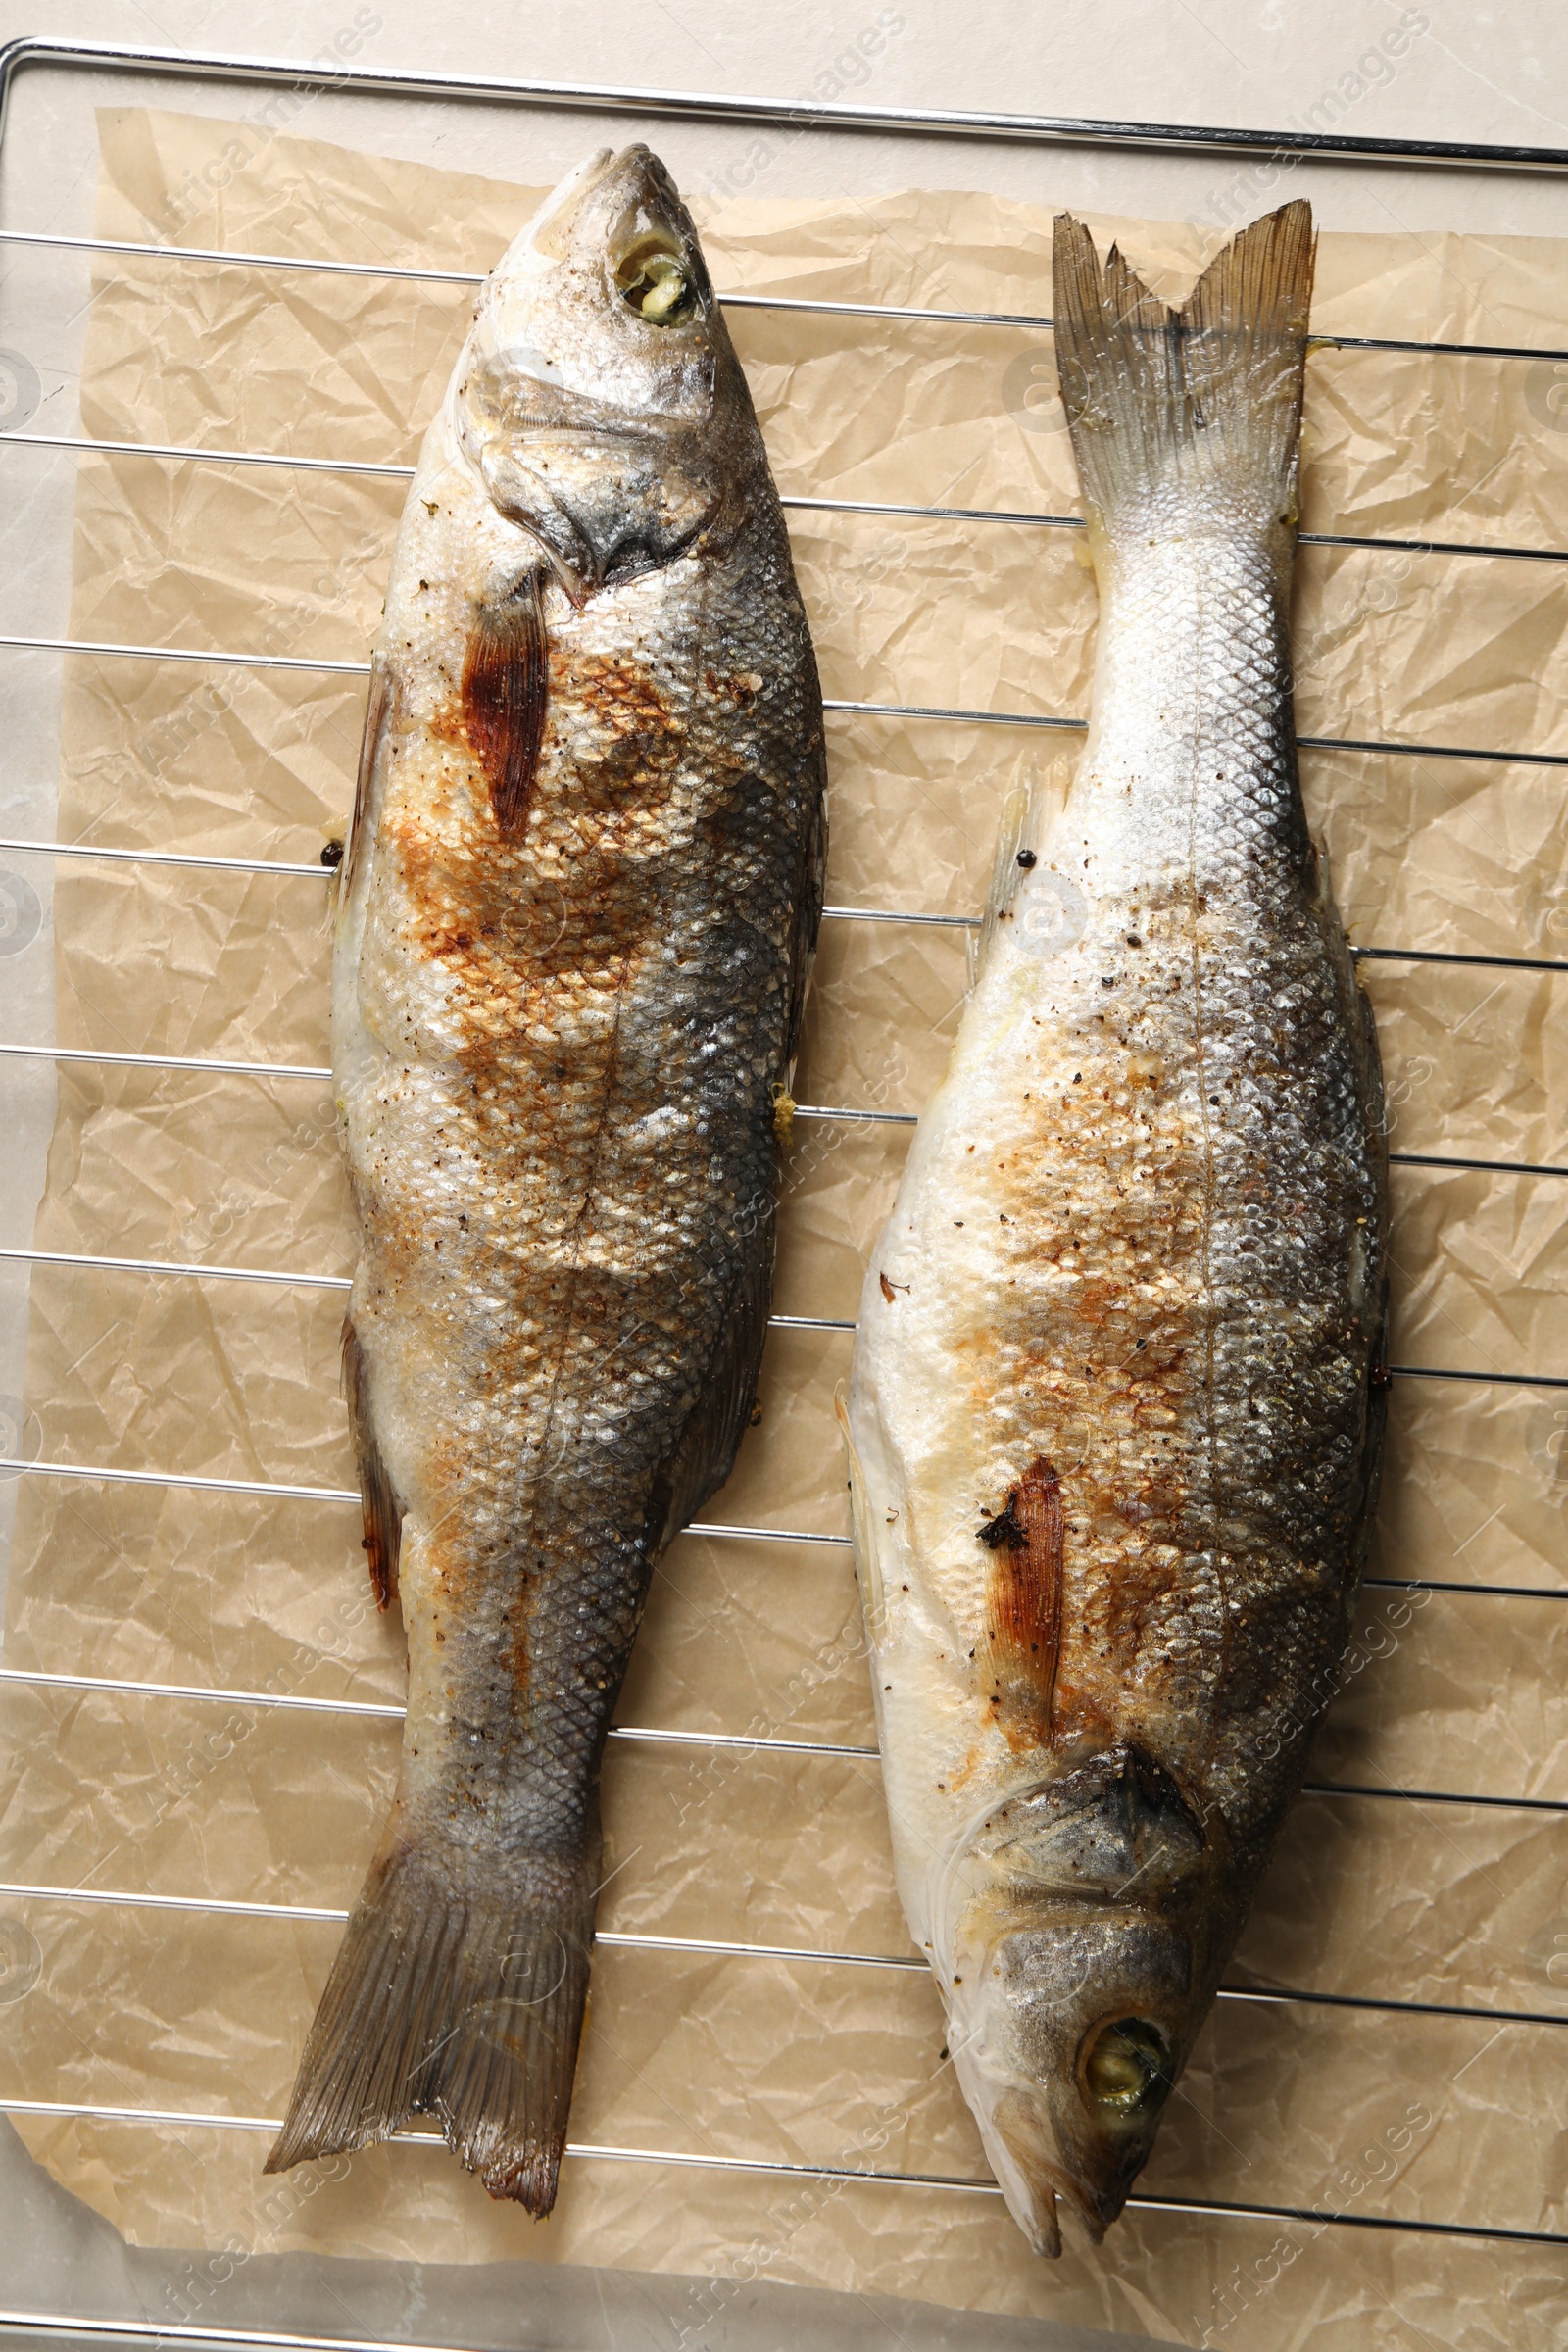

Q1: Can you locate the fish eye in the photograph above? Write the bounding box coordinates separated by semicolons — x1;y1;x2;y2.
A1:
614;236;702;325
1082;2018;1170;2113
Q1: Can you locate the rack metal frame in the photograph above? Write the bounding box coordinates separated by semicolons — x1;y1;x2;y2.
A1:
1;34;1567;2346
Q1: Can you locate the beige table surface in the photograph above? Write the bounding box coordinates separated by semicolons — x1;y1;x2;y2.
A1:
0;7;1564;2351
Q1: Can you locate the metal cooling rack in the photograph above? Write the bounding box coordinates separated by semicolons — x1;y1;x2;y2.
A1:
2;35;1568;2343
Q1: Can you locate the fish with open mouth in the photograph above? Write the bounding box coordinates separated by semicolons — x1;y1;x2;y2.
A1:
266;145;825;2213
841;200;1387;2253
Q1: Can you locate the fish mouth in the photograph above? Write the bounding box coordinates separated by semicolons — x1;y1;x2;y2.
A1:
523;146;621;256
984;2082;1142;2254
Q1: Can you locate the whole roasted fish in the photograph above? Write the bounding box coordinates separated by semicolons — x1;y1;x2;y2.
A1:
268;147;825;2211
842;202;1386;2253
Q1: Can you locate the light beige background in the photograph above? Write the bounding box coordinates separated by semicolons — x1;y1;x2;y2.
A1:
0;9;1567;2352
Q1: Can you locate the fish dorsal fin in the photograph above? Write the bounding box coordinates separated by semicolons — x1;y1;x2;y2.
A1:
836;1386;890;1649
462;569;549;838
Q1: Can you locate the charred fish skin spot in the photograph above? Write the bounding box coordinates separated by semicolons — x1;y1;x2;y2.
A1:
846;203;1386;2254
270;145;825;2217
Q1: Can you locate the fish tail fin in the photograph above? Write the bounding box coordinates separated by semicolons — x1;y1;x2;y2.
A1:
1052;201;1315;529
265;1818;597;2214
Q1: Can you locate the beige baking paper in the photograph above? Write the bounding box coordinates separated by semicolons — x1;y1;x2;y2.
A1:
1;103;1567;2351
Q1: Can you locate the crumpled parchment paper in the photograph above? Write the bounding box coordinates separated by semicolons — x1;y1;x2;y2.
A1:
0;102;1566;2351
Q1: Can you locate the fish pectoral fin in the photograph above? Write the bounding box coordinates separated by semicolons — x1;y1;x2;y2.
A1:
835;1388;889;1646
341;657;393;896
342;1316;404;1612
266;1817;599;2217
462;567;549;839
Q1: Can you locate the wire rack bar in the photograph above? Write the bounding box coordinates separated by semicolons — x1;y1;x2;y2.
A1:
8;429;1565;569
0;1665;1562;1816
792;1102;915;1127
1388;1149;1568;1180
0;833;329;877
1293;727;1568;770
608;1725;872;1759
1355;944;1568;977
7;1248;828;1337
0;1882;353;1925
9;220;1565;356
807;1104;1568;1184
0;225;1561;354
1361;1575;1568;1603
0;631;368;675
0;1244;353;1290
0;1041;333;1081
17;31;1552;172
0;1456;359;1502
5;836;1567;982
1;2091;1563;2248
4;1878;1566;2033
3;182;1568;359
3;629;1568;770
0;428;418;481
1216;1981;1568;2033
3;1055;1560;1190
0;2316;556;2352
26;17;1556;166
1124;2192;1568;2250
0;224;481;287
0;2317;677;2352
0;1666;402;1717
1303;1779;1568;1815
0;2099;984;2195
15;1242;1568;1452
2;1371;1564;1500
0;1452;852;1544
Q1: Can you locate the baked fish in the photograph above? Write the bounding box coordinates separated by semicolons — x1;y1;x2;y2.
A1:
267;146;825;2212
842;201;1386;2254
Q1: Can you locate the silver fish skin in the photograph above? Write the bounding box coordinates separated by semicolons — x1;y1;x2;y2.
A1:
267;146;825;2212
843;203;1387;2255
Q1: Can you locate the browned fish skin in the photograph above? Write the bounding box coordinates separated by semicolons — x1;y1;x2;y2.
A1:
843;203;1387;2255
267;146;825;2211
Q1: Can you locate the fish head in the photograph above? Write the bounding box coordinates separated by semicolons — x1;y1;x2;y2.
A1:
456;146;748;594
483;144;723;419
941;1744;1223;2255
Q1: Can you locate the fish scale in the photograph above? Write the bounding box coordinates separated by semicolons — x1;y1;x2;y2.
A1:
267;145;825;2214
844;200;1387;2257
